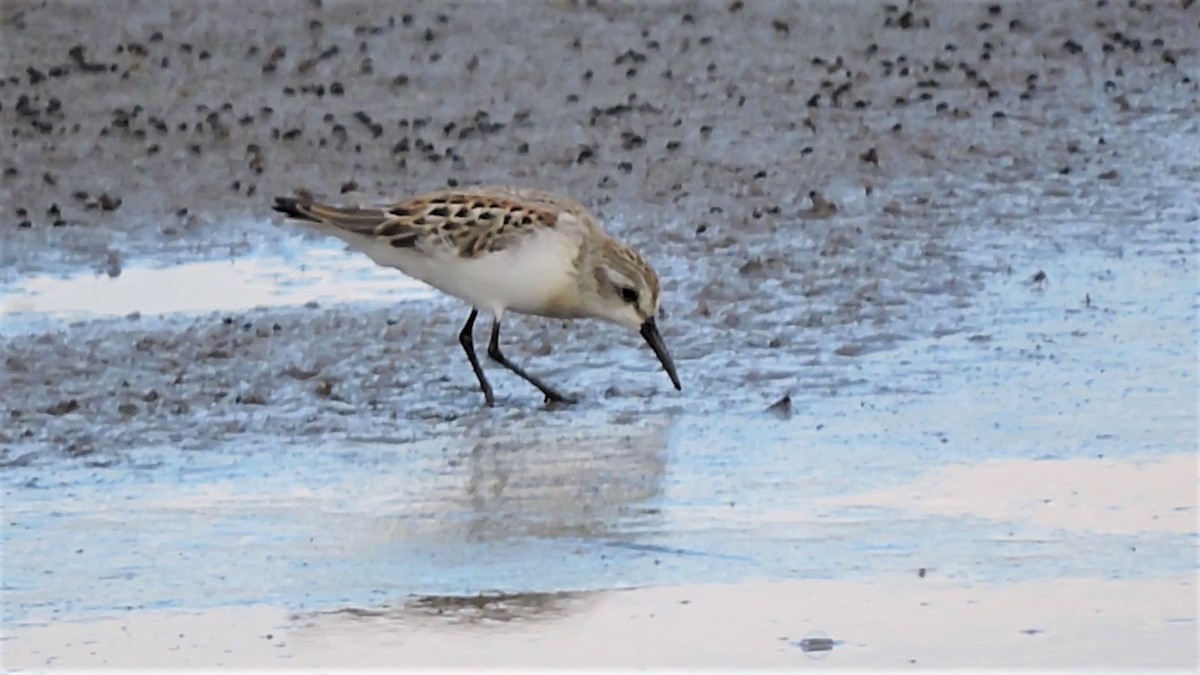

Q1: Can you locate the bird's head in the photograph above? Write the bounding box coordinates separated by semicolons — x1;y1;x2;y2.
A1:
578;240;681;391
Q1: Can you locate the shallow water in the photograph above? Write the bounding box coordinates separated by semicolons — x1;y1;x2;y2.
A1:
0;236;433;335
3;213;1195;637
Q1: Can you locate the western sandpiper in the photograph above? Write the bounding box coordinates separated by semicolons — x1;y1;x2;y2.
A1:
272;186;681;406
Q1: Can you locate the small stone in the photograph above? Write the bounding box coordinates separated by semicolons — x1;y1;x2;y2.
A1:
46;399;80;415
98;193;122;211
765;394;792;419
236;392;267;405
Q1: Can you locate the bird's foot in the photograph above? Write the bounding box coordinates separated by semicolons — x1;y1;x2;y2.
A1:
542;391;578;407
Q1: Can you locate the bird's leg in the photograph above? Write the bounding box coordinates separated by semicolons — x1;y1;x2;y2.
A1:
458;309;494;407
486;318;576;405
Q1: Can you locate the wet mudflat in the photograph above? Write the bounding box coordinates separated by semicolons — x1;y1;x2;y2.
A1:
4;210;1194;669
2;0;1198;669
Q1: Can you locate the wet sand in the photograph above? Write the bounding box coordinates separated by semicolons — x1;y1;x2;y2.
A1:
2;0;1198;670
7;575;1195;669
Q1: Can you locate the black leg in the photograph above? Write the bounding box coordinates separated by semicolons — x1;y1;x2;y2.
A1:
486;318;576;404
458;309;494;407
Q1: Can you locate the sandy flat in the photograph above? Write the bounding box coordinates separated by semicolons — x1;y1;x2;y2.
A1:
821;454;1198;535
5;575;1195;671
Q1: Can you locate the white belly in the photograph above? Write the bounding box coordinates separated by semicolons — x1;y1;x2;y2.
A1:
324;226;578;318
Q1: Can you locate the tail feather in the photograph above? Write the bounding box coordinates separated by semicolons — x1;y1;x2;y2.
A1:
272;195;389;236
272;196;322;224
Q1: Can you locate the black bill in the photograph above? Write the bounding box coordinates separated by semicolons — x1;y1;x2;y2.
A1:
639;318;682;391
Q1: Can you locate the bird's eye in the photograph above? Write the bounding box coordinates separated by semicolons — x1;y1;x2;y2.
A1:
620;287;639;304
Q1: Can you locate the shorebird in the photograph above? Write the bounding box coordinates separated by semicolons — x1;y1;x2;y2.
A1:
272;186;681;406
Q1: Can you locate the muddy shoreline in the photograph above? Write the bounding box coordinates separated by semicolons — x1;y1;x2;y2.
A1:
3;0;1196;272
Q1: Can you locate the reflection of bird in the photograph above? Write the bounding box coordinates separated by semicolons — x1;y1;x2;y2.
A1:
272;186;681;406
461;421;670;541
